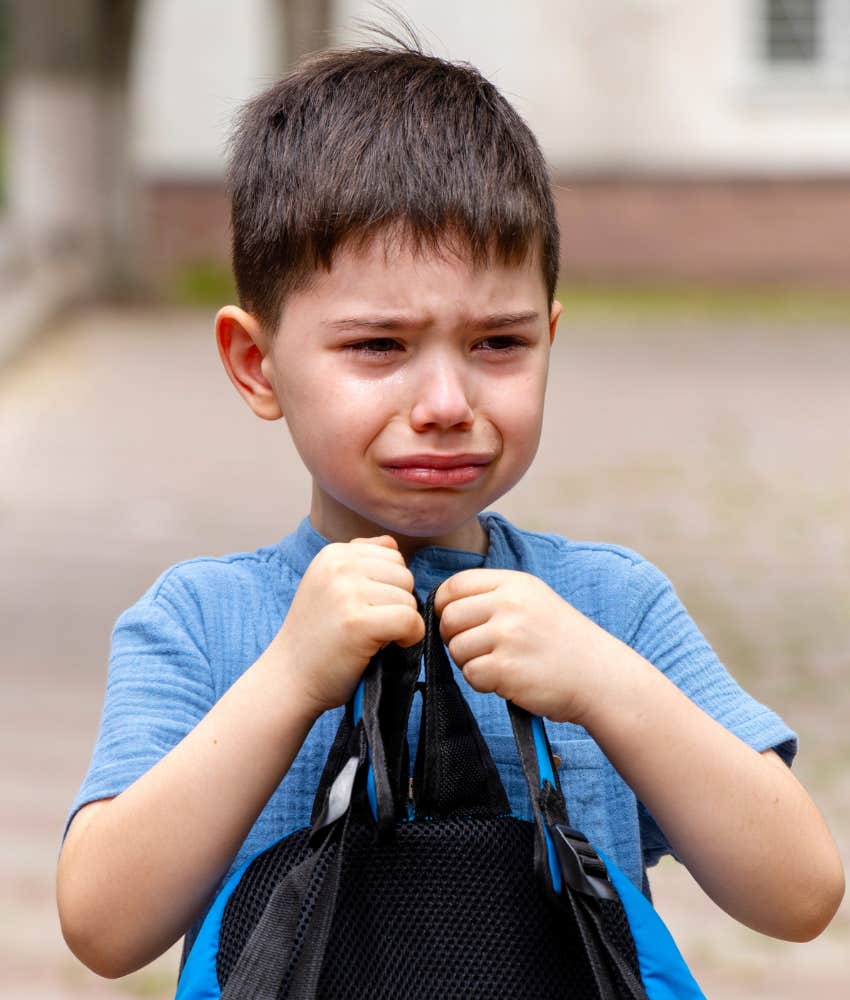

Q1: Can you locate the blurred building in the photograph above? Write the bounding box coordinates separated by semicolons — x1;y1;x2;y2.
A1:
134;0;850;289
4;0;850;314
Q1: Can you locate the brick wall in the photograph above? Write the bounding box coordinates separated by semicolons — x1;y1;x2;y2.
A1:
141;179;231;279
554;178;850;286
140;176;850;287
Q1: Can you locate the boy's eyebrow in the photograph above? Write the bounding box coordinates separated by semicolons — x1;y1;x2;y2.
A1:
326;317;413;331
477;310;540;329
326;310;541;332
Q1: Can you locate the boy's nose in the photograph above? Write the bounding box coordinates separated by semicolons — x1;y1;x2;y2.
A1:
409;357;474;431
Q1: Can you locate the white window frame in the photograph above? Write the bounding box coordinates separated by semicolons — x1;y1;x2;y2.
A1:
747;0;850;90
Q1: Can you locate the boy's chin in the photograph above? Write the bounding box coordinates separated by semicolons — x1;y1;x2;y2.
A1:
311;486;494;552
373;510;489;553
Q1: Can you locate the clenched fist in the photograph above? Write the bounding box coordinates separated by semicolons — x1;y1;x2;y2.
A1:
435;569;613;725
271;536;424;718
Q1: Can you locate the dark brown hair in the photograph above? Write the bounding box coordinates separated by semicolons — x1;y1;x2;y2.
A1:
227;29;559;333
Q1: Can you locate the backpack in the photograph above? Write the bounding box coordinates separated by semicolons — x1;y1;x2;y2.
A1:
176;591;705;999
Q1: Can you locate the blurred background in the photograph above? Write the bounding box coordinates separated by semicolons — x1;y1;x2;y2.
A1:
0;1;848;996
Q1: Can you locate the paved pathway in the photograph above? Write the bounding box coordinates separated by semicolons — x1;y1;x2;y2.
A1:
1;305;847;997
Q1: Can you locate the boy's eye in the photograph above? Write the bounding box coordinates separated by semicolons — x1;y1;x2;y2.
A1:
343;334;528;356
345;338;402;354
475;335;527;352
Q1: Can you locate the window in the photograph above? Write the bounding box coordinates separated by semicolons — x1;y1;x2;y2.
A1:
755;0;850;85
764;0;820;64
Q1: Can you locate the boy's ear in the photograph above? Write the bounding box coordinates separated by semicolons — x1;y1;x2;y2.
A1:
215;306;283;421
548;299;563;345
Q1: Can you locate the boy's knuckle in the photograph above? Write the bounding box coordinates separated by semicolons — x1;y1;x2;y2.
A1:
402;590;418;610
326;573;352;604
338;598;365;631
317;544;352;578
412;616;426;642
463;660;484;687
438;606;453;634
397;609;422;643
493;617;512;642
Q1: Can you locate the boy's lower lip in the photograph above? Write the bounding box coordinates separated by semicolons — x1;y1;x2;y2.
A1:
382;463;490;486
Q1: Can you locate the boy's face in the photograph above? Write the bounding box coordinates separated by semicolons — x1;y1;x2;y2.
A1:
217;235;561;555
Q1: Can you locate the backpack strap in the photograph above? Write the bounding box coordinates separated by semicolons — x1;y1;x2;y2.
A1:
507;703;618;901
310;638;421;835
411;589;510;819
311;590;510;832
507;704;648;999
222;728;366;1000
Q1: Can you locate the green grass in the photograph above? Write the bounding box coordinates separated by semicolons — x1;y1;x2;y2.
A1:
0;126;6;210
160;259;850;328
166;260;237;307
556;283;850;326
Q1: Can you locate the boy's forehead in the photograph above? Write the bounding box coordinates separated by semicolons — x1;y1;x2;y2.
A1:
291;229;548;321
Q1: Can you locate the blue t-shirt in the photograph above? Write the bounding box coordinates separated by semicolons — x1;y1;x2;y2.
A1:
68;511;796;944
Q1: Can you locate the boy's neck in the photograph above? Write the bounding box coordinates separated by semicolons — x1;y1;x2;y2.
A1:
308;489;489;561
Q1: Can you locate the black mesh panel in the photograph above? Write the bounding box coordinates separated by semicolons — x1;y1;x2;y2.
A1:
217;817;641;999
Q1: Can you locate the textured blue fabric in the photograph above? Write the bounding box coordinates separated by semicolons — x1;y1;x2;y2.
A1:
601;851;707;999
67;510;796;950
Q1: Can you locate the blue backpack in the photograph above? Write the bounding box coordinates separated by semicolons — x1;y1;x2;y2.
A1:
177;592;705;999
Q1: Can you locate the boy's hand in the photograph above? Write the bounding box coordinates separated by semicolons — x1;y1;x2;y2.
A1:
434;569;610;724
272;536;424;718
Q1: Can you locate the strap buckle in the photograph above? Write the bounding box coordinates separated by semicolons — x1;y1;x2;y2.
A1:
549;824;617;900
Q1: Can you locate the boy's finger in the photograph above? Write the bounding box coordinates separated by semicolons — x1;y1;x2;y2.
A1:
347;537;406;565
358;559;415;592
438;590;494;641
364;604;425;648
362;580;419;611
350;535;398;549
446;622;494;667
434;569;503;615
397;612;427;648
461;654;499;695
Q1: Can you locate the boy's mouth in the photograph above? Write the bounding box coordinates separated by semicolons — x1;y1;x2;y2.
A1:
382;453;493;487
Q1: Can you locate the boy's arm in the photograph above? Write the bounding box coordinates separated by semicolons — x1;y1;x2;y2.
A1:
577;654;842;941
435;569;845;942
57;537;423;979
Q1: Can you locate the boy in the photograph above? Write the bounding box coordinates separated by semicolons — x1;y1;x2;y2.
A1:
58;39;843;981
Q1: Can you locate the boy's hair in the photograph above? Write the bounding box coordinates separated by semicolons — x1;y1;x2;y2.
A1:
227;29;560;334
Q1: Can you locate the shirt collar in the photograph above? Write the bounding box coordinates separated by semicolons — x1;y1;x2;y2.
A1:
277;512;516;593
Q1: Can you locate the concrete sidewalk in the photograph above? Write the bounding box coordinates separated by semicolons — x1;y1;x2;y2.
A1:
1;304;847;998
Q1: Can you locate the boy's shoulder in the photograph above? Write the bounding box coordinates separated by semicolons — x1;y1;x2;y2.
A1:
484;512;672;640
122;527;311;632
145;543;288;606
121;515;675;650
111;530;313;671
485;511;660;578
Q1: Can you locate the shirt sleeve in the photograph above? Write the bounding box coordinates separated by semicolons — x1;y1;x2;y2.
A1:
623;558;798;868
64;571;216;836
